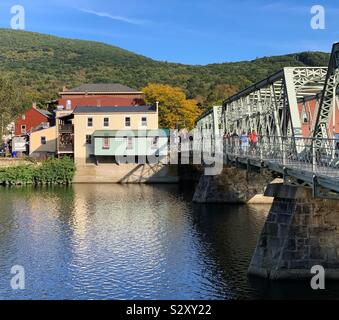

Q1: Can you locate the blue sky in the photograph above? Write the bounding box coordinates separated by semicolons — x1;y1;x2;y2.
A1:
0;0;338;64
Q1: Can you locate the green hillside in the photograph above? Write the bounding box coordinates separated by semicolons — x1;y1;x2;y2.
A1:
0;28;331;107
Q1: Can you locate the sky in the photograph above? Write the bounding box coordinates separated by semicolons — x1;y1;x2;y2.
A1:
0;0;338;65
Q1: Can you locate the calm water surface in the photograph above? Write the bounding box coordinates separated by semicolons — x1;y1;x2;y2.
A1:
0;184;339;300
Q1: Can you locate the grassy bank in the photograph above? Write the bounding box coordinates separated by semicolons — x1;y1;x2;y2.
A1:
0;157;75;186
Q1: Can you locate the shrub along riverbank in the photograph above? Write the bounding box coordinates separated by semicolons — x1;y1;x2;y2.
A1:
0;157;75;185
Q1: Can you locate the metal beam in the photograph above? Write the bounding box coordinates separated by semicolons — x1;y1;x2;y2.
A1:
313;42;339;140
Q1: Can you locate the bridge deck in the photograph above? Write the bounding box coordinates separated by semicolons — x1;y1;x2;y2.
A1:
227;152;339;197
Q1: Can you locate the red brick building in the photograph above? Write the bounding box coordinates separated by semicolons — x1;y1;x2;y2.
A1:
15;103;52;136
57;83;145;111
298;95;339;137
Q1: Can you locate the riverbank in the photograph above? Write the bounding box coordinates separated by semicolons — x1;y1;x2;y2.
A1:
0;158;33;168
73;162;180;184
0;157;75;185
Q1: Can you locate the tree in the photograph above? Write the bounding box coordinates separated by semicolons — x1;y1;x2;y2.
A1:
143;83;202;129
206;84;239;106
0;76;26;139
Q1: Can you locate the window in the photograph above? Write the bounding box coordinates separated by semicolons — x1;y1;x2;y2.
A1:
303;112;309;124
87;117;93;127
104;117;109;127
66;100;72;110
102;137;110;150
125;117;131;127
126;137;133;150
41;136;46;145
21;125;26;134
152;137;159;149
86;135;92;145
141;117;147;127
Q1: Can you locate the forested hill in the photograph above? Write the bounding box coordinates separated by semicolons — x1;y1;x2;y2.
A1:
0;28;330;107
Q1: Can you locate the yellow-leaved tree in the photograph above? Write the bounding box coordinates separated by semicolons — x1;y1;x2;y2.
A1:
143;83;201;129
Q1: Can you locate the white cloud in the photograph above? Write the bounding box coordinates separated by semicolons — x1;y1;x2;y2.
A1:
79;8;148;25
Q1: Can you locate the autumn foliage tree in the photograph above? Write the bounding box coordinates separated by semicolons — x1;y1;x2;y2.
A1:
206;84;239;106
143;83;201;129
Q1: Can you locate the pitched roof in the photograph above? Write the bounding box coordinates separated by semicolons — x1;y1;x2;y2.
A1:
73;105;157;114
36;108;52;117
63;83;142;94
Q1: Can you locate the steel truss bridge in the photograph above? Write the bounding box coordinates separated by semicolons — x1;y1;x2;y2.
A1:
195;42;339;199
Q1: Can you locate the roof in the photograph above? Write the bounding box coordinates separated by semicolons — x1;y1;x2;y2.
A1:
62;83;142;94
36;108;52;117
93;129;169;137
73;105;157;114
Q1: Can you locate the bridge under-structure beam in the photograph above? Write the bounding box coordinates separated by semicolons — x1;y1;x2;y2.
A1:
194;42;339;279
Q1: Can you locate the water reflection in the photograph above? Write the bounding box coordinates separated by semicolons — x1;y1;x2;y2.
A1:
0;185;339;300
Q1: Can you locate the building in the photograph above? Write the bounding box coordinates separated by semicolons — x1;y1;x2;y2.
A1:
20;83;166;169
71;105;165;164
15;103;52;136
29;126;57;158
57;83;145;111
298;93;339;138
27;83;148;158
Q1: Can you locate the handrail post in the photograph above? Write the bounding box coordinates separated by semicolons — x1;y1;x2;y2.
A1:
282;136;286;166
312;138;316;173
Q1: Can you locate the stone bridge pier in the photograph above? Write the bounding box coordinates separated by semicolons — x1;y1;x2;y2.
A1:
193;165;339;280
248;182;339;280
192;165;275;204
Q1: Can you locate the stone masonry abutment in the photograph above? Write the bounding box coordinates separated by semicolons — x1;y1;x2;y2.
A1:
248;182;339;280
192;165;275;204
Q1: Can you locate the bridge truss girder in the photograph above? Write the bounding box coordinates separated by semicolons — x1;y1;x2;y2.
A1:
222;67;328;138
313;42;339;141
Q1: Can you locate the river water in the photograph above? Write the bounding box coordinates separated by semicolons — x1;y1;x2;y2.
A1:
0;184;339;300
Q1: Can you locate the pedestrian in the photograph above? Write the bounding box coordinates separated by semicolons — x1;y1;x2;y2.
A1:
231;131;239;154
240;131;248;154
250;130;258;154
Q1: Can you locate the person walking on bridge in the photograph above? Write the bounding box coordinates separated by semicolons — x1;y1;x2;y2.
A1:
249;130;258;155
240;131;248;155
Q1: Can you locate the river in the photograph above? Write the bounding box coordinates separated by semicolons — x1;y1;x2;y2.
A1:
0;184;338;300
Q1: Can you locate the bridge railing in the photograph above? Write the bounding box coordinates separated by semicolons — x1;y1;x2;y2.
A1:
225;135;339;178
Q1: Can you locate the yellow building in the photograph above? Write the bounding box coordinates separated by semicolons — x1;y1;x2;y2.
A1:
72;105;160;163
29;126;57;157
